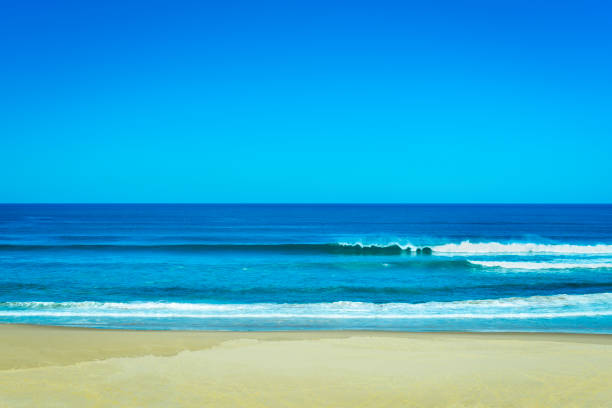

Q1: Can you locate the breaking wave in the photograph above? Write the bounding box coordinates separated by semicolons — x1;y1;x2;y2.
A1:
432;241;612;254
1;292;610;319
0;243;414;255
3;240;611;256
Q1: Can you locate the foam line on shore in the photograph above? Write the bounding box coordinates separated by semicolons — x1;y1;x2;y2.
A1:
2;292;610;319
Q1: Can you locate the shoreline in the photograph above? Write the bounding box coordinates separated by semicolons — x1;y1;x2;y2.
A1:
4;321;612;335
1;324;611;407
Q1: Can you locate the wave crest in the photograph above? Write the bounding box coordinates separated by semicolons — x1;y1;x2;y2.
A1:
433;241;612;254
1;293;610;319
2;240;612;256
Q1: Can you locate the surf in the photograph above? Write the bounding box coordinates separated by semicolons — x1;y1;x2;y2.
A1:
2;292;610;319
433;241;612;254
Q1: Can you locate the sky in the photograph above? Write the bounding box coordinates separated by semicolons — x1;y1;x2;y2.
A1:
1;0;611;203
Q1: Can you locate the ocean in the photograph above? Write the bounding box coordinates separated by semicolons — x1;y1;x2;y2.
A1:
1;204;611;332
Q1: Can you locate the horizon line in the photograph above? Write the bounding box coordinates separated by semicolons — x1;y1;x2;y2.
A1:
1;202;611;206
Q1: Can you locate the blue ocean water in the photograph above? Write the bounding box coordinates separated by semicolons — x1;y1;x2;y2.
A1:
1;204;611;332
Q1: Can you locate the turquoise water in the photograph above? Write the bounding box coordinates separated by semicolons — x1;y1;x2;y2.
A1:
0;204;611;331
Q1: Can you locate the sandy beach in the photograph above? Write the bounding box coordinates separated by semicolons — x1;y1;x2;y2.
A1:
0;325;610;407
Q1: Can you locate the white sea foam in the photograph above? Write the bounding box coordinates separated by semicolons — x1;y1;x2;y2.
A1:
432;241;612;254
1;293;610;319
336;240;612;255
469;260;612;270
338;241;413;250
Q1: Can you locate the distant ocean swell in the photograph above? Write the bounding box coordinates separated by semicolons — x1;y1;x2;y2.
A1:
2;241;612;255
1;293;610;319
3;282;611;295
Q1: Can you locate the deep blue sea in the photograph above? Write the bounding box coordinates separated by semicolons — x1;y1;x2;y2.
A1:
1;204;611;332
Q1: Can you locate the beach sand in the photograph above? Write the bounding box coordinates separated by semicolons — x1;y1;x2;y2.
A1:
0;325;610;407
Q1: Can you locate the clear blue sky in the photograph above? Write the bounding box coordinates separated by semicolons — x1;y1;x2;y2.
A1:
1;0;611;203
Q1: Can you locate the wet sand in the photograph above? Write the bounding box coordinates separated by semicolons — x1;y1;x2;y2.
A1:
0;324;611;407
